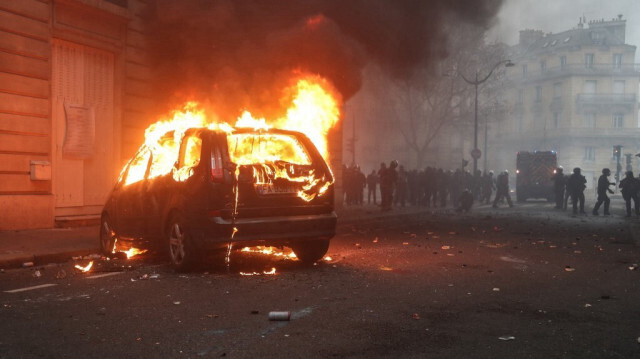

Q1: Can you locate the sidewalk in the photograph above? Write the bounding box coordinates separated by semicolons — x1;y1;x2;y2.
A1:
0;205;435;269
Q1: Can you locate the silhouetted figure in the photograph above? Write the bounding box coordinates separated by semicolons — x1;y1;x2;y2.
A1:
551;167;566;209
456;189;474;213
481;171;495;204
394;165;407;207
619;170;640;217
592;168;615;215
566;167;587;215
380;160;398;211
492;170;513;208
366;170;378;205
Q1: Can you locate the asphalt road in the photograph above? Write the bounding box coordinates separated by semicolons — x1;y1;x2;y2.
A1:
1;201;639;358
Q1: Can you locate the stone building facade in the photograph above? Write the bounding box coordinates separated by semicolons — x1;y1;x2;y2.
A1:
494;16;640;189
0;0;155;230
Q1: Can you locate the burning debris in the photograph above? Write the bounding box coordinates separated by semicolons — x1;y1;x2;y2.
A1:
74;261;93;273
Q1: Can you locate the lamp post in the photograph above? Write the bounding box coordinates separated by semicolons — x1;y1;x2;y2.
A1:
461;59;514;175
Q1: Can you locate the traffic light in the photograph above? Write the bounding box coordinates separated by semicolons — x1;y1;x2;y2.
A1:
613;145;622;160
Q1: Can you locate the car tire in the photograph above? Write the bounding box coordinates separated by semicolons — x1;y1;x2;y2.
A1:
99;213;116;255
291;239;330;263
167;213;198;271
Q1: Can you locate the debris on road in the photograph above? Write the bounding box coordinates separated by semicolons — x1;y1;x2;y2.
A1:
22;262;34;268
373;237;379;243
32;270;41;278
268;311;291;321
498;336;515;341
441;245;450;250
564;266;575;272
493;287;500;292
55;269;67;279
412;313;420;320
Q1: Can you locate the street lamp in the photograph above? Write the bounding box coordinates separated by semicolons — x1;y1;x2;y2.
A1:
461;59;515;175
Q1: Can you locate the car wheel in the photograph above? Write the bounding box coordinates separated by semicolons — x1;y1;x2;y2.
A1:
99;214;116;255
167;213;197;271
291;239;330;263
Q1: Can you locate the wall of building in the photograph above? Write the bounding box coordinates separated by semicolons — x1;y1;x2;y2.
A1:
0;0;154;230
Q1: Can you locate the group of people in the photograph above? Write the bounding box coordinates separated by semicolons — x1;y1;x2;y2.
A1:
342;162;515;212
552;166;640;217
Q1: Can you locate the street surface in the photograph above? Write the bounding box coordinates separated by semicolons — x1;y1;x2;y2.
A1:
1;200;640;358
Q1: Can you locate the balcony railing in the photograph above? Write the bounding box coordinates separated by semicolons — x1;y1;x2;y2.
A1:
576;93;636;104
516;63;640;80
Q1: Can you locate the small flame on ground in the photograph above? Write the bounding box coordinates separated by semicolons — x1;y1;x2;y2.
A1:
74;261;93;272
241;246;297;260
324;256;332;261
240;267;277;276
123;248;148;259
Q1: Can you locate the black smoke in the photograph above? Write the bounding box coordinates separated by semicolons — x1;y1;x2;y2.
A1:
147;0;503;119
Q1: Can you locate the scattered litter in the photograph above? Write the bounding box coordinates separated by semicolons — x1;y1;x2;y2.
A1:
149;274;160;279
268;311;290;321
493;287;500;292
441;245;450;250
629;264;638;271
355;243;361;249
549;245;557;248
22;262;34;268
56;269;67;279
574;250;582;254
380;266;393;271
564;266;575;272
173;301;181;305
584;304;592;308
498;336;515;341
32;270;41;278
402;242;409;245
412;313;420;320
373;238;379;243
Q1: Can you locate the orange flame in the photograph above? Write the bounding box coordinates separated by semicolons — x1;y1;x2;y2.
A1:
74;261;93;272
241;246;298;260
121;74;341;203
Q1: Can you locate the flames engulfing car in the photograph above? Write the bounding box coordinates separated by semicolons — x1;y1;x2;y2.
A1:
100;127;337;270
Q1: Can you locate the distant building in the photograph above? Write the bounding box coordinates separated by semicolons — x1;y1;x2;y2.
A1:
495;15;640;189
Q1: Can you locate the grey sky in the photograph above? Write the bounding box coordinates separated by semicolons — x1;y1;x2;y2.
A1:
489;0;640;54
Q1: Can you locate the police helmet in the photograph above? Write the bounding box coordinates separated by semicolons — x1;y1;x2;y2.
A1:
390;160;398;169
573;167;581;174
602;168;611;175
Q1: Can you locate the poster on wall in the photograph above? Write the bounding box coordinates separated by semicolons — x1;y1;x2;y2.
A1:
63;103;95;159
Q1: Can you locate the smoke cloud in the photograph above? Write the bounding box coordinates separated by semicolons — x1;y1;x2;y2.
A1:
147;0;503;118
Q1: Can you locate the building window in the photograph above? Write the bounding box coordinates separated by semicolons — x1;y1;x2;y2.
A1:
584;147;595;161
584;113;596;128
585;53;594;68
560;56;567;69
535;86;542;103
540;60;546;73
517;113;524;133
517;89;524;104
553;82;562;99
613;80;625;94
522;64;528;78
613;54;622;69
613;114;624;128
553;112;560;128
583;80;597;94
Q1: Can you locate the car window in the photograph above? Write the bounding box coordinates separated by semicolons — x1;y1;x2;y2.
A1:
123;146;151;186
227;133;312;165
173;135;202;181
148;135;178;179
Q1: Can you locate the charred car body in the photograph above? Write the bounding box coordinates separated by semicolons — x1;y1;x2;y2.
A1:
100;127;336;270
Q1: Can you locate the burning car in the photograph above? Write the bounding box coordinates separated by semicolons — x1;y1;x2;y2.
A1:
100;125;337;270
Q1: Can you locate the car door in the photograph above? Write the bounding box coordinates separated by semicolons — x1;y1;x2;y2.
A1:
115;147;151;238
